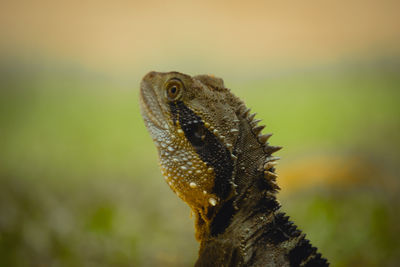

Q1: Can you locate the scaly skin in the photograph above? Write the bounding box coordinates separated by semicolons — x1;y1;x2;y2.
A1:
139;71;329;267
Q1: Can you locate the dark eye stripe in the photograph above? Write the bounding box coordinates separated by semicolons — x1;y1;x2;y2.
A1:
169;101;233;199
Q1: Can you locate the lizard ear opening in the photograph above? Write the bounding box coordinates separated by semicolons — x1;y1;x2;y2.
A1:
165;78;184;101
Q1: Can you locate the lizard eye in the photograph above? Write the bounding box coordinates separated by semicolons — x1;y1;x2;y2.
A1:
165;79;183;101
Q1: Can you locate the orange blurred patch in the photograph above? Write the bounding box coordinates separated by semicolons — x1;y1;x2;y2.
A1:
278;153;398;195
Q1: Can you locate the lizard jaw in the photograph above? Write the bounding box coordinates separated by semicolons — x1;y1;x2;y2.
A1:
139;74;173;149
139;77;168;131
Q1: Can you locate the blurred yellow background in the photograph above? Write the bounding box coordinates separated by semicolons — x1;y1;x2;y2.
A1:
1;1;399;266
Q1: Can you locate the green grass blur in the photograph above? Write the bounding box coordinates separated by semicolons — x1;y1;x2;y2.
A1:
1;59;400;267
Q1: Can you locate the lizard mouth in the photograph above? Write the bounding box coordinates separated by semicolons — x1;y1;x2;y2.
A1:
139;78;168;132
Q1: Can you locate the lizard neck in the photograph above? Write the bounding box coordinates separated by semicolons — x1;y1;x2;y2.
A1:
193;105;280;240
195;110;328;266
196;164;328;267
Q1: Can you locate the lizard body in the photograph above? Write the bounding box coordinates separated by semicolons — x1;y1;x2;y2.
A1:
139;71;329;266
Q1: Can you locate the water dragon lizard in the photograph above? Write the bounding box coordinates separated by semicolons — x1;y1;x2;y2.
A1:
139;71;329;267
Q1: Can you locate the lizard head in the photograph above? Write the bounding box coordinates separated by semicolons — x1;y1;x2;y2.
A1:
140;71;242;213
140;71;280;235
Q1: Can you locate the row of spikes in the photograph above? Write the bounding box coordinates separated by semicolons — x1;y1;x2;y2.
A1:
236;102;281;191
236;102;282;154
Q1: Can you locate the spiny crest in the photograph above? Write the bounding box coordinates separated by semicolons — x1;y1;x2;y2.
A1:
235;101;282;155
235;101;282;190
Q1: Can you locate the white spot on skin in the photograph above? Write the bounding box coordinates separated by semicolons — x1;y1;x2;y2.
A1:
203;190;207;195
209;197;217;206
189;182;197;188
207;167;213;173
181;166;188;170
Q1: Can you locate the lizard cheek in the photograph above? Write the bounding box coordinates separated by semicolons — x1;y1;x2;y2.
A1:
174;101;234;199
158;139;218;212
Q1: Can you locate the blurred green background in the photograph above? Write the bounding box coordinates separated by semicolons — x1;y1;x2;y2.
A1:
1;1;400;266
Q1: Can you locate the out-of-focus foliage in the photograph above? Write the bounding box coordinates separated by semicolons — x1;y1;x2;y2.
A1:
1;1;400;265
0;59;399;266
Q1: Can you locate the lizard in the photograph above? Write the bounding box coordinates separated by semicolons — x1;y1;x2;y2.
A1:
139;71;329;267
